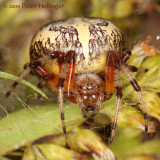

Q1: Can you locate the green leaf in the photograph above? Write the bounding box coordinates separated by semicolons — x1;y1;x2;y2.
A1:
110;128;160;158
0;157;10;160
0;96;146;157
0;103;83;156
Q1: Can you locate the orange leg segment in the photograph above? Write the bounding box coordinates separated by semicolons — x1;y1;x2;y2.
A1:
105;52;115;98
59;51;76;94
63;60;75;94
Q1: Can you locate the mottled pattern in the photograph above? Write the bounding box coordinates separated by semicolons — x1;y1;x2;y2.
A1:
88;22;109;59
30;17;124;74
111;29;124;52
30;40;52;60
49;25;84;61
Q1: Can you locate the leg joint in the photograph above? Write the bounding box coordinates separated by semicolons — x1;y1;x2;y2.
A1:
58;78;65;88
130;80;141;91
12;82;18;89
61;113;65;120
120;50;131;63
29;61;41;69
112;123;116;130
144;113;148;119
116;86;123;98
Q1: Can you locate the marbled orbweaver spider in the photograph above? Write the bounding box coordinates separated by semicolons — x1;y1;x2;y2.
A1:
6;17;148;143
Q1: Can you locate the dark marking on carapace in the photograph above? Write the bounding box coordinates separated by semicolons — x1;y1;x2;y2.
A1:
111;29;124;52
88;24;123;60
49;25;85;62
97;21;108;26
88;23;109;59
30;41;53;61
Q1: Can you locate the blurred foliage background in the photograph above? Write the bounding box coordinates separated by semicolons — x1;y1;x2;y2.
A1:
0;0;160;160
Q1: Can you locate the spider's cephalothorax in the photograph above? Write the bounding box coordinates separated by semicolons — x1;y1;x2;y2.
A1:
68;73;110;118
6;17;148;143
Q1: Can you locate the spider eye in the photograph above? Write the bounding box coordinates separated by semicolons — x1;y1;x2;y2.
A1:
96;85;99;88
80;86;83;89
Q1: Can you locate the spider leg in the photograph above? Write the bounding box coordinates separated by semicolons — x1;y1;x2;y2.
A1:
32;52;68;134
120;50;148;73
37;72;57;89
122;65;148;132
110;67;122;143
5;59;54;98
37;79;46;88
5;66;31;98
63;51;76;95
36;67;55;89
127;65;148;72
57;50;76;135
120;50;131;63
5;50;66;98
58;86;66;134
105;51;122;143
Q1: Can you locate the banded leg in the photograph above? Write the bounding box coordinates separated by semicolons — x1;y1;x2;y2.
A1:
32;51;75;135
57;50;76;135
109;68;122;143
57;63;68;135
5;66;31;98
5;50;66;98
122;65;148;132
120;50;148;73
5;58;55;98
106;51;122;143
58;87;66;134
120;50;131;63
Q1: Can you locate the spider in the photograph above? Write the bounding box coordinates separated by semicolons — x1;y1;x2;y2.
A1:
6;17;148;143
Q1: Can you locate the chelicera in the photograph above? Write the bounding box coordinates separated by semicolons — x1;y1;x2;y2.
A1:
6;17;148;143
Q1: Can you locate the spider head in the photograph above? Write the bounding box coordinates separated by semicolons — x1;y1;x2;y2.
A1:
73;73;109;117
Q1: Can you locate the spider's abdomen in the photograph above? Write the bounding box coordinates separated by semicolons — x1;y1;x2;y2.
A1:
30;17;124;75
